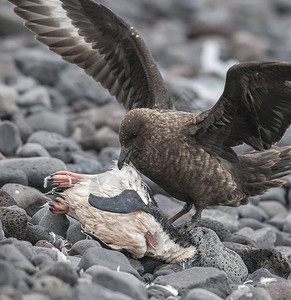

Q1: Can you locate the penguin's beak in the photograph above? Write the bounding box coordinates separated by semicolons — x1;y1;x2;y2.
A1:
118;145;134;169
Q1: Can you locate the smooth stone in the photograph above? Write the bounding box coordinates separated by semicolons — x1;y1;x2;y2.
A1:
224;243;291;278
0;165;28;188
71;282;134;300
26;224;50;245
14;47;66;86
12;114;34;142
56;66;115;106
1;183;50;216
0;84;19;118
77;103;126;132
237;204;268;222
33;246;59;262
154;267;231;298
71;153;103;174
65;222;86;244
28;131;82;163
190;227;248;283
182;288;223;300
39;210;70;237
0;206;28;240
0;157;67;190
0;121;22;156
69;239;101;256
17;143;51;158
0;244;36;274
257;200;287;218
266;212;288;231
26;111;70;137
35;262;78;286
30;206;49;225
246;227;277;248
283;213;291;233
0;189;17;207
0;259;27;288
238;218;265;230
86;265;147;300
66;256;81;269
31;275;71;300
77;247;140;278
258;187;286;205
11;75;37;94
18;86;52;108
201;209;239;232
12;240;38;262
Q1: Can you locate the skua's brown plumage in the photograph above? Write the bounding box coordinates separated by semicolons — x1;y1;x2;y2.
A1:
9;0;291;229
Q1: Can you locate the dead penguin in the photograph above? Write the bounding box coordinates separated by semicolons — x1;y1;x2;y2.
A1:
46;164;197;263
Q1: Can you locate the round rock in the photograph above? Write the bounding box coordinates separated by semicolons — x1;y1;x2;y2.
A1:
0;165;28;188
16;143;51;158
0;121;22;156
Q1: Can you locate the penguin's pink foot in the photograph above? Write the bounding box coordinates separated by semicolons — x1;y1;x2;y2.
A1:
50;171;83;187
49;197;70;214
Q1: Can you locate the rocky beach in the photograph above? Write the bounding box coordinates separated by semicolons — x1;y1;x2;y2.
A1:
1;0;291;299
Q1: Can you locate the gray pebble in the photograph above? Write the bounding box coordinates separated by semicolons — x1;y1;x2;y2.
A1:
14;47;66;86
26;111;70;137
0;84;19;119
154;267;231;299
247;268;287;286
86;265;147;300
183;288;223;300
258;187;286;205
98;147;121;168
246;227;277;248
266;212;288;231
71;153;103;174
31;275;71;300
283;213;291;233
39;210;69;237
0;244;36;274
77;247;140;277
18;86;52;108
30;206;49;225
22;292;51;300
0;120;22;156
0;206;28;240
238;218;265;230
35;262;78;286
202;209;239;232
28;131;82;163
71;282;134;300
275;246;291;263
190;227;248;283
0;157;67;190
69;239;101;256
0;166;28;188
237;204;268;222
263;282;291;300
66;222;86;244
2;183;49;216
12;114;34;142
17;143;51;158
257;201;287;218
26;223;50;245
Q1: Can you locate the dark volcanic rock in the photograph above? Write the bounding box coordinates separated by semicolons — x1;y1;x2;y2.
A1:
69;239;101;256
0;190;17;207
224;243;291;278
0;206;28;240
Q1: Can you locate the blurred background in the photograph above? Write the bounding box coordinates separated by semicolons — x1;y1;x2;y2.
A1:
1;0;291;173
